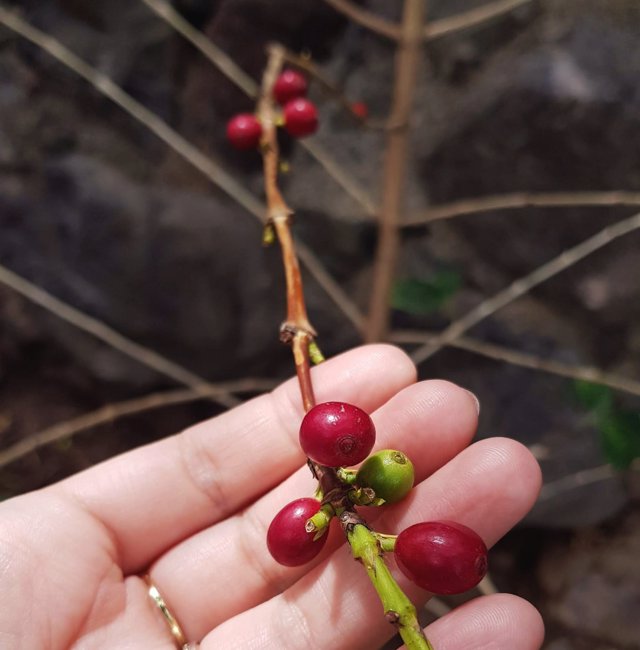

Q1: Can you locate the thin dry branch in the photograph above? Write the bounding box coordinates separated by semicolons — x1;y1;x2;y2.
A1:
425;0;534;40
297;140;377;217
322;0;401;41
537;464;617;502
140;0;376;217
409;211;640;364
296;243;366;331
258;44;318;411
366;0;426;342
537;460;640;502
403;191;640;226
0;7;263;217
391;330;640;399
0;379;277;469
0;7;364;333
141;0;258;98
0;263;243;406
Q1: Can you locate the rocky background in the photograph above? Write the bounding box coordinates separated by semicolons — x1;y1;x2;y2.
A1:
1;0;639;647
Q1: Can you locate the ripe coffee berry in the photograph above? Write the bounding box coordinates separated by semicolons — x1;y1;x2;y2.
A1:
395;521;488;595
356;449;414;504
273;69;308;105
299;401;375;467
267;498;327;567
283;98;318;138
226;113;262;150
351;101;369;119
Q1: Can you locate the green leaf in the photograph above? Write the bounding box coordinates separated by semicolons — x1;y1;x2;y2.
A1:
573;380;613;414
392;270;461;315
600;410;640;470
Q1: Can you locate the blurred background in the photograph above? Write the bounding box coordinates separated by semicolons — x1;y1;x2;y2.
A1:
1;0;639;648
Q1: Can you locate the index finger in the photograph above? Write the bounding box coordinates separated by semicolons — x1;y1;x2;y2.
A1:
56;344;416;571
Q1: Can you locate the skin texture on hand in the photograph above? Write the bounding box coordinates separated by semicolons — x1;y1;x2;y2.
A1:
0;345;544;650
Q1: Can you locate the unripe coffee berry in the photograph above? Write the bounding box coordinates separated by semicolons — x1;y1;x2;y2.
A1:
356;450;414;503
273;69;308;105
299;401;375;467
283;98;318;138
226;113;262;150
267;498;327;567
395;521;488;595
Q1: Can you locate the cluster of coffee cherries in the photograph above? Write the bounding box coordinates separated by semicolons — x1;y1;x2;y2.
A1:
226;69;318;150
267;401;488;595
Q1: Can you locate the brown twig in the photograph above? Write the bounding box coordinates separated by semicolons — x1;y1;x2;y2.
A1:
258;44;430;650
264;35;433;650
259;44;318;413
403;191;640;226
322;0;401;41
391;330;640;399
139;0;376;218
0;7;264;218
0;379;277;469
295;243;366;332
140;0;258;97
537;464;616;502
366;0;426;342
425;0;535;41
409;211;640;365
0;263;240;405
0;8;363;334
537;459;640;502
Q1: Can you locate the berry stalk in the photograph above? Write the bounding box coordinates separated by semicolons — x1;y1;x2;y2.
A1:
345;517;434;650
258;43;433;650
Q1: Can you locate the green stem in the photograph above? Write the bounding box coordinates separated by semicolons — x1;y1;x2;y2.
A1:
348;487;384;506
308;341;325;364
336;467;358;484
306;503;335;538
346;522;434;650
375;532;398;553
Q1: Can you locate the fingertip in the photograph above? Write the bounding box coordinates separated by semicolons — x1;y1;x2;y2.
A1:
309;343;417;406
387;436;543;550
335;344;418;389
477;437;543;511
425;593;545;650
372;378;479;478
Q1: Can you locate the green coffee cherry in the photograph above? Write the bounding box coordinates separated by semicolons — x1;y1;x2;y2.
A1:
355;450;414;504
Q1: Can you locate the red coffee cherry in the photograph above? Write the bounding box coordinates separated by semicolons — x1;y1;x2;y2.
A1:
395;521;488;595
267;498;327;567
299;401;376;467
351;101;369;119
273;69;308;105
226;113;262;150
283;98;318;138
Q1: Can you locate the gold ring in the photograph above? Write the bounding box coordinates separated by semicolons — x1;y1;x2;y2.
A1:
144;575;190;649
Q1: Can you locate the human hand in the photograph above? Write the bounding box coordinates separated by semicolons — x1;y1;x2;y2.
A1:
0;345;544;649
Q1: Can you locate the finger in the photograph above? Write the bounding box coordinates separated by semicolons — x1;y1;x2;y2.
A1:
417;594;544;650
198;438;541;649
149;381;479;639
56;345;416;571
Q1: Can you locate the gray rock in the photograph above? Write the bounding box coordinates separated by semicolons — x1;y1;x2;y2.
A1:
538;511;640;647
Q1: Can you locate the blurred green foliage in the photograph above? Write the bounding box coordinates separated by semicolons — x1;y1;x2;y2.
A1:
574;380;640;469
392;269;461;315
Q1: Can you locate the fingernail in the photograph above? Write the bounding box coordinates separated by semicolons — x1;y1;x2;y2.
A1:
465;390;480;415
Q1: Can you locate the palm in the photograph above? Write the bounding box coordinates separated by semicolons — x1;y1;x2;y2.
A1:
0;346;544;649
